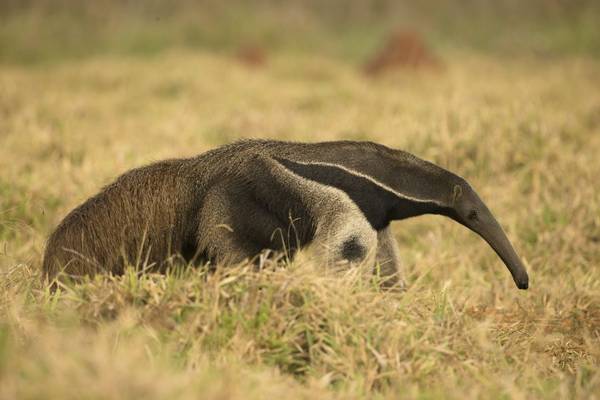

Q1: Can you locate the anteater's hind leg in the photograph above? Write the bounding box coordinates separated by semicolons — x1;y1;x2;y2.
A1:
196;186;258;265
375;226;405;290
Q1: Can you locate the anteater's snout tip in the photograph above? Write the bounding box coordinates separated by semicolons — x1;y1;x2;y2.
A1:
516;275;529;290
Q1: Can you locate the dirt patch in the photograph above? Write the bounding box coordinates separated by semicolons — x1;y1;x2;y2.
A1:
235;45;267;68
364;30;441;76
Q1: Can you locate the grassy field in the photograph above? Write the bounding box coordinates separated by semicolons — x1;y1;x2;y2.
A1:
1;3;600;399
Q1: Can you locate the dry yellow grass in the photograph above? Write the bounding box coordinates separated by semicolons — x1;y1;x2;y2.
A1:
1;50;599;399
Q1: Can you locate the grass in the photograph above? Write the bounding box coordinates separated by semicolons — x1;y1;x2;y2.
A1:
1;6;600;397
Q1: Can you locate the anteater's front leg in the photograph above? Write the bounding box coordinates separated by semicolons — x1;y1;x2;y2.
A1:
305;209;378;269
195;185;257;265
375;226;405;290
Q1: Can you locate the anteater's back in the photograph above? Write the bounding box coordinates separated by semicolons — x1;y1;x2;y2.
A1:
42;158;199;280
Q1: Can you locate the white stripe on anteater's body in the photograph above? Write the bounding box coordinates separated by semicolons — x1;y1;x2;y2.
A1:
280;159;444;207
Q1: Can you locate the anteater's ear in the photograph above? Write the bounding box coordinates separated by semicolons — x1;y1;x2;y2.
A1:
452;184;463;206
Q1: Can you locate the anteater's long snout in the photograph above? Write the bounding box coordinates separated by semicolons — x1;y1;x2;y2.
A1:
476;211;529;290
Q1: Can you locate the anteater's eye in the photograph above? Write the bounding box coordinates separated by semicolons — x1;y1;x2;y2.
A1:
468;210;478;221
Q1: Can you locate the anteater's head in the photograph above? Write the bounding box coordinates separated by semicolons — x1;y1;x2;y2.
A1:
381;148;530;290
441;181;529;290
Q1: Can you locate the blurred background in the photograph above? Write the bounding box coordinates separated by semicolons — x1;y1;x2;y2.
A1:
1;0;599;65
